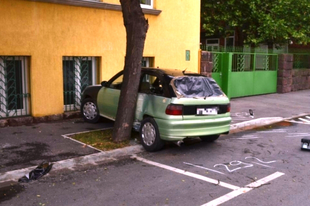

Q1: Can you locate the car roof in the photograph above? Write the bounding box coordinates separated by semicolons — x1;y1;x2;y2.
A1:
141;67;200;77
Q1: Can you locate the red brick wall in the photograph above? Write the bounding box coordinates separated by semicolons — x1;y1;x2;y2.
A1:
277;54;310;93
292;69;310;91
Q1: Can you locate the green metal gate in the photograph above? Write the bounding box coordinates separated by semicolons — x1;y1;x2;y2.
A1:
211;52;278;98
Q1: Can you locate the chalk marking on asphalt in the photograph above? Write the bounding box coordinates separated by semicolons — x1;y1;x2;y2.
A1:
201;171;285;206
244;157;276;164
131;155;239;190
183;162;225;175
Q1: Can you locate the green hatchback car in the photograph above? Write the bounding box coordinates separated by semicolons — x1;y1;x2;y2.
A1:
81;68;231;152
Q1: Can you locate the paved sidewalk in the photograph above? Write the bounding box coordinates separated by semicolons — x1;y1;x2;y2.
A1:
0;90;309;183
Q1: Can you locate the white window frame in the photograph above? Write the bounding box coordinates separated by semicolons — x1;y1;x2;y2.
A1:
225;32;235;50
0;57;29;117
140;0;153;9
63;57;98;111
206;38;220;51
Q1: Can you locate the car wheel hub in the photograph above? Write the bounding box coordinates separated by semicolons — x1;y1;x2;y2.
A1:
141;122;156;146
83;102;97;120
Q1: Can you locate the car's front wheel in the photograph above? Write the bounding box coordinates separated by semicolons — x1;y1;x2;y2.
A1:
200;135;220;142
140;117;164;152
81;98;100;123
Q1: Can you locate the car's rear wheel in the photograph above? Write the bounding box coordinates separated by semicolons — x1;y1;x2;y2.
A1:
81;98;100;123
200;135;220;142
140;117;164;152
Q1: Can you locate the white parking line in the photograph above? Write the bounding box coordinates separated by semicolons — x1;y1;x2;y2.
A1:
202;172;284;206
132;155;284;206
132;155;239;190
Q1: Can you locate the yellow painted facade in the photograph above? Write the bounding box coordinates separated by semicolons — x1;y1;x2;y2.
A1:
0;0;201;117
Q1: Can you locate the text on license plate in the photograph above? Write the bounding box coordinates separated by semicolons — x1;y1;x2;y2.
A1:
197;107;218;115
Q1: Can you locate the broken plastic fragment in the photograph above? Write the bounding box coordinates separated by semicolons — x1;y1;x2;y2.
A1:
18;161;53;183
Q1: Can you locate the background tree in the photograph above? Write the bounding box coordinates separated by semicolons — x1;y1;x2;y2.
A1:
112;0;148;142
201;0;310;47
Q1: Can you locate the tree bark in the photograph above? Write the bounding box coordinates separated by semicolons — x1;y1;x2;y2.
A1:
112;0;148;142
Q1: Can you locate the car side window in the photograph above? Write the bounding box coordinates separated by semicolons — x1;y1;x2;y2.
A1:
110;74;123;90
139;74;164;96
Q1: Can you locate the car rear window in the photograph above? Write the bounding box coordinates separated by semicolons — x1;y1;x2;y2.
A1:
171;76;224;98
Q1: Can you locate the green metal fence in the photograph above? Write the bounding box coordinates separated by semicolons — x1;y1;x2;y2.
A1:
0;56;30;118
208;52;278;98
292;53;310;69
63;56;98;112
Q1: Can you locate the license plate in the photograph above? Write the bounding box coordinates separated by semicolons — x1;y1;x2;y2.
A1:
197;107;218;115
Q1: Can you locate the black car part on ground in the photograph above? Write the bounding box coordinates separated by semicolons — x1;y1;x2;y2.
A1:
18;161;53;183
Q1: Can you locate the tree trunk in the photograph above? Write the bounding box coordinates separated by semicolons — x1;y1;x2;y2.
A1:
112;0;148;142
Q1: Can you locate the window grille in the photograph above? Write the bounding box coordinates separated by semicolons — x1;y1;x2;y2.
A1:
63;57;98;112
0;56;30;118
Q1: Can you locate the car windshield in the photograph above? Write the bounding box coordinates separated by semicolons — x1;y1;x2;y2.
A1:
170;76;224;98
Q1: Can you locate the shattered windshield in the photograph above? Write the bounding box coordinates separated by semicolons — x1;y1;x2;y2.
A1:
170;76;224;98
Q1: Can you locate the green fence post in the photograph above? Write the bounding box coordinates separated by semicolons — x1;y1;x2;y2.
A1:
221;53;232;98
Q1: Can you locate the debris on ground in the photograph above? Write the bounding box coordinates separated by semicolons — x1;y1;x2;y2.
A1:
18;162;53;183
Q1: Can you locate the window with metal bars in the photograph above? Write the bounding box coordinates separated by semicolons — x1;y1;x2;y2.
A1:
63;57;99;112
0;56;30;118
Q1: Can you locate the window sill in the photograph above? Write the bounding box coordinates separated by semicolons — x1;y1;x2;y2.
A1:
26;0;162;15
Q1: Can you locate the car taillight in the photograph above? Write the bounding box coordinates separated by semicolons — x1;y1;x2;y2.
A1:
165;104;183;115
227;103;231;112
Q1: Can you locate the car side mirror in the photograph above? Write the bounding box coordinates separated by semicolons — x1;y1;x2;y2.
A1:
101;81;107;87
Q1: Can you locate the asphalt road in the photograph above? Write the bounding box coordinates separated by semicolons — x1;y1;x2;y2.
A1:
1;120;310;206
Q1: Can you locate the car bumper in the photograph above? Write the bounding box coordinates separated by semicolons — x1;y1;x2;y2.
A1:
155;116;231;141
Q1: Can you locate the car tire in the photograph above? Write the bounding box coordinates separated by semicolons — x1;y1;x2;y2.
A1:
81;98;100;123
140;117;165;152
200;135;220;142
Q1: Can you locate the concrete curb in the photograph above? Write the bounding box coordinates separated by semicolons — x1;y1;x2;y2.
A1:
1;112;310;184
0;144;144;184
229;117;284;134
229;113;310;134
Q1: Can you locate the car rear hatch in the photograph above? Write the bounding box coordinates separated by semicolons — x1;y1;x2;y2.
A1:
169;76;230;120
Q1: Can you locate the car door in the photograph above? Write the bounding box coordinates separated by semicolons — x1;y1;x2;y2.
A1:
97;73;123;120
135;72;168;121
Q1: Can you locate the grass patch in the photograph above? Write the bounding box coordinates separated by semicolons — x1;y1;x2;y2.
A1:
71;129;138;151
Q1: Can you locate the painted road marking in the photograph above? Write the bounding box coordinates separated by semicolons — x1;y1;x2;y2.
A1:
131;155;239;190
286;119;310;125
236;134;260;140
257;129;287;133
132;155;284;206
299;117;310;123
202;172;285;206
286;133;310;138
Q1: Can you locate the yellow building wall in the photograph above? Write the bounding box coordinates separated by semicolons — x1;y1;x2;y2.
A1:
0;0;200;117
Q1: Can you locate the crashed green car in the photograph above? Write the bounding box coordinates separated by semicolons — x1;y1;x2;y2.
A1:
81;68;231;152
